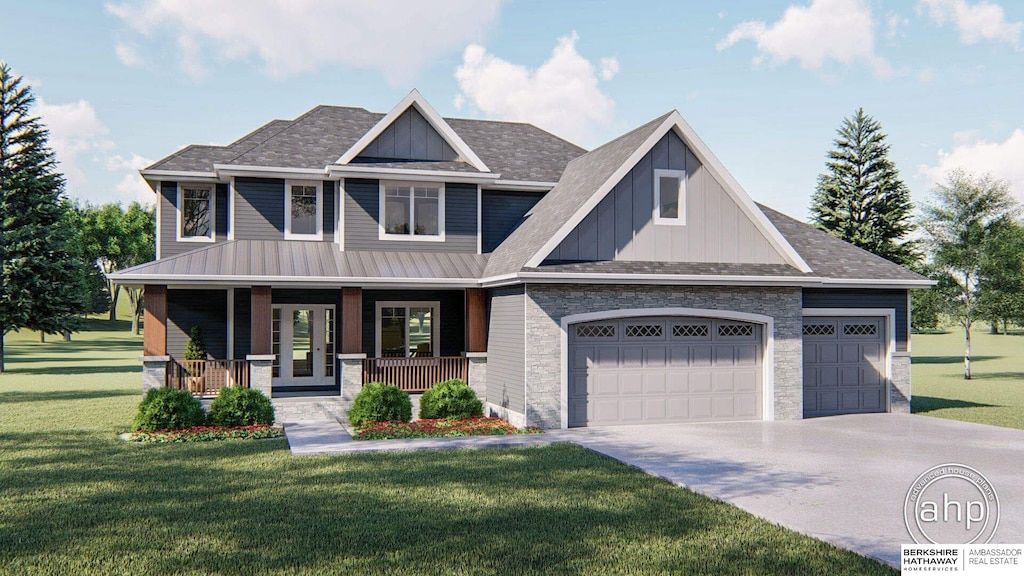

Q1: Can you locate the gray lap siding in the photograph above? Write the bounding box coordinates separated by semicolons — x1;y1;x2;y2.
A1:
233;177;335;242
524;284;804;429
485;286;526;415
159;182;229;258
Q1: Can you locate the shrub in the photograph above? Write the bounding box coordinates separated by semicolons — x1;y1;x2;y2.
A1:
132;387;206;431
184;325;207;361
348;382;412;427
207;387;275;426
419;379;483;419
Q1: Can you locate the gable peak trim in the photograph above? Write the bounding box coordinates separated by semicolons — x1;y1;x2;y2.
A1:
335;89;490;172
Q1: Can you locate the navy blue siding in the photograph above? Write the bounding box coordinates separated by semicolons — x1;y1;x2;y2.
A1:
216;183;228;238
802;289;910;352
343;179;478;252
323;180;335;242
361;290;465;357
233;288;251;360
481;190;543;253
167;289;227;359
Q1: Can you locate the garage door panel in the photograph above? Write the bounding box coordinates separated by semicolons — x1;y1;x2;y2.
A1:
840;367;860;387
596;347;619;367
819;367;840;387
712;372;734;392
862;367;881;386
620;375;644;395
593;400;619;422
667;397;689;419
569;374;589;398
645;398;667;419
645;347;667;367
620;398;644;421
803;316;886;418
691;397;713;419
841;343;862;363
713;346;734;366
818;343;839;364
572;347;592;370
594;373;620;395
669;346;689;367
735;395;757;417
622;347;643;367
644;372;667;394
734;371;757;392
736;345;757;366
690;371;712;392
691;346;712;367
667;372;689;393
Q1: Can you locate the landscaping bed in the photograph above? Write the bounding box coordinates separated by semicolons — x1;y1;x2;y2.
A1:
126;424;283;443
354;416;543;440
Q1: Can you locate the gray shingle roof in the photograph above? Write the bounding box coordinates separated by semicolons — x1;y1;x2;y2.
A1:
145;106;585;182
483;112;673;277
110;240;488;284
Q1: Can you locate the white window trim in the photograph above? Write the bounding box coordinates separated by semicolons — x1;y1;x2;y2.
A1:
284;179;324;241
653;168;687;226
336;179;344;249
378;180;446;242
375;300;441;357
176;183;216;243
228;177;236;241
154;180;162;258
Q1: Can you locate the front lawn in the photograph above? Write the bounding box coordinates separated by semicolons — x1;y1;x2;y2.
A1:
0;320;894;574
912;328;1024;430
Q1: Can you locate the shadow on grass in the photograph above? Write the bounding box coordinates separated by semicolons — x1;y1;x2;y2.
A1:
5;364;141;376
971;372;1024;380
0;389;138;404
912;396;1001;413
913;355;1001;364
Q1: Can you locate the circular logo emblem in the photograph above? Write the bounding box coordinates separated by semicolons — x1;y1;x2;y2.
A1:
904;463;1000;544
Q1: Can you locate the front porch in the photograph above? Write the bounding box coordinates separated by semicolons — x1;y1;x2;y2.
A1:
140;285;487;400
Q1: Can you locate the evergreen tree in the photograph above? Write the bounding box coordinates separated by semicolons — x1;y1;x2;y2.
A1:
0;62;82;371
811;108;919;266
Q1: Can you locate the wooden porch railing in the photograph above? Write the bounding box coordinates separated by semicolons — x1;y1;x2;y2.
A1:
362;356;468;393
167;359;250;397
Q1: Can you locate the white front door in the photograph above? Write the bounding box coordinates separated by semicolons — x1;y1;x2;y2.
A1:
273;305;336;387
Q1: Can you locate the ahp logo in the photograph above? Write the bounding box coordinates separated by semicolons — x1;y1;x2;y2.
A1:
904;463;1000;544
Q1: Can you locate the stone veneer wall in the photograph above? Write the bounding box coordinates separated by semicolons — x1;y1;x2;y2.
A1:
890;354;911;413
523;284;804;429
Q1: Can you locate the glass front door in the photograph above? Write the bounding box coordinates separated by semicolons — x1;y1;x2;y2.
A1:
272;305;335;386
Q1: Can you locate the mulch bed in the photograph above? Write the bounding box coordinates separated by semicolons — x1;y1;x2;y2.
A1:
354;416;543;440
126;424;283;443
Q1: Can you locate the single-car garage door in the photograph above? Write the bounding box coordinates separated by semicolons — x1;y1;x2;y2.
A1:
568;317;762;427
802;316;886;417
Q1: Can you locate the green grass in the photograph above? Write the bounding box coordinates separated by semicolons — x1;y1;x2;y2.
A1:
0;320;894;575
912;328;1024;430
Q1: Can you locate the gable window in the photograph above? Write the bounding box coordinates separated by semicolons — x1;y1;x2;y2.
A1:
654;169;686;226
177;184;214;242
285;180;323;240
376;301;440;357
379;181;444;241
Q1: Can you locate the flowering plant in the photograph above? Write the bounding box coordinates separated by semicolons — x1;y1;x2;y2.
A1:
354;416;543;441
128;424;283;443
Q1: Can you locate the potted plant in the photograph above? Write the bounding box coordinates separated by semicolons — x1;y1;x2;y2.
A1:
184;325;208;395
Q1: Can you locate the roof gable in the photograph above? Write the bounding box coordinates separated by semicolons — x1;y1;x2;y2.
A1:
354;106;458;163
337;90;489;172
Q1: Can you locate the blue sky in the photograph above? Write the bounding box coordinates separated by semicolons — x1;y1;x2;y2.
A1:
2;0;1022;220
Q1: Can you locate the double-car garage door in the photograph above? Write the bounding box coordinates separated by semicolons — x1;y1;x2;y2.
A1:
568;317;762;427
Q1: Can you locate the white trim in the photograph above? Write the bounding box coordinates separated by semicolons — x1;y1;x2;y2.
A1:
110;274;480;288
175;183;216;243
141;169;218;181
153;180;162;259
226;288;234;359
653;168;687;226
335;179;343;248
336;89;490;172
227;177;236;241
284;179;324;241
272;304;336;386
213;164;327;178
906;290;913;354
558;307;776;429
490;180;557;192
336;352;367;360
374;300;441;357
802;308;896;413
523;111;813;273
476;184;482;254
328;164;499;183
377;180;446;242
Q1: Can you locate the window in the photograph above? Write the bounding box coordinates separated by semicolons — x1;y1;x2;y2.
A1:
654;169;686;226
379;181;444;241
177;184;214;241
376;301;440;357
285;180;323;240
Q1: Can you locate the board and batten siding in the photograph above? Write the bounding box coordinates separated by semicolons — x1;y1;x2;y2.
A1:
158;181;229;258
546;132;786;265
360;290;465;357
485;286;526;414
167;289;227;359
355;107;457;162
481;190;544;253
343;179;478;253
802;288;910;352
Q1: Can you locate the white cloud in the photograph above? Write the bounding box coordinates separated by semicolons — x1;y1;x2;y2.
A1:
887;12;910;40
33;99;113;192
918;0;1022;46
716;0;892;79
114;42;143;67
105;0;502;83
917;67;936;82
108;154;156;205
454;32;618;146
918;128;1024;204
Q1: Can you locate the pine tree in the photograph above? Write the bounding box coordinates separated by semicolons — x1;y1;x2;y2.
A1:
811;108;918;267
0;62;83;372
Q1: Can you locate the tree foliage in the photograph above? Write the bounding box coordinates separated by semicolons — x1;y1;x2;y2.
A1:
811;108;919;266
976;219;1024;333
921;169;1020;379
0;62;83;371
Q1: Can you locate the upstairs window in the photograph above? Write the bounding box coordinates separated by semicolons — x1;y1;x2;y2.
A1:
285;180;323;240
380;181;444;241
654;169;686;226
178;184;214;242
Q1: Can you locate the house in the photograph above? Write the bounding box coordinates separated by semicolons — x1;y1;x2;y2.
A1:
110;90;931;429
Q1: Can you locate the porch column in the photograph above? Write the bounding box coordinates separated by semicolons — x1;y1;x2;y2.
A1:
465;288;487;353
140;284;169;395
250;286;272;355
340;287;365;403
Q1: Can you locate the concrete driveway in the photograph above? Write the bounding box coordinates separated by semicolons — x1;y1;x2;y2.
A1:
565;414;1024;567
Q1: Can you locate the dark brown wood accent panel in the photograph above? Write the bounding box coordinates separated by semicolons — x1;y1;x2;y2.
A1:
341;287;362;354
143;285;167;356
465;288;487;353
250;286;272;355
